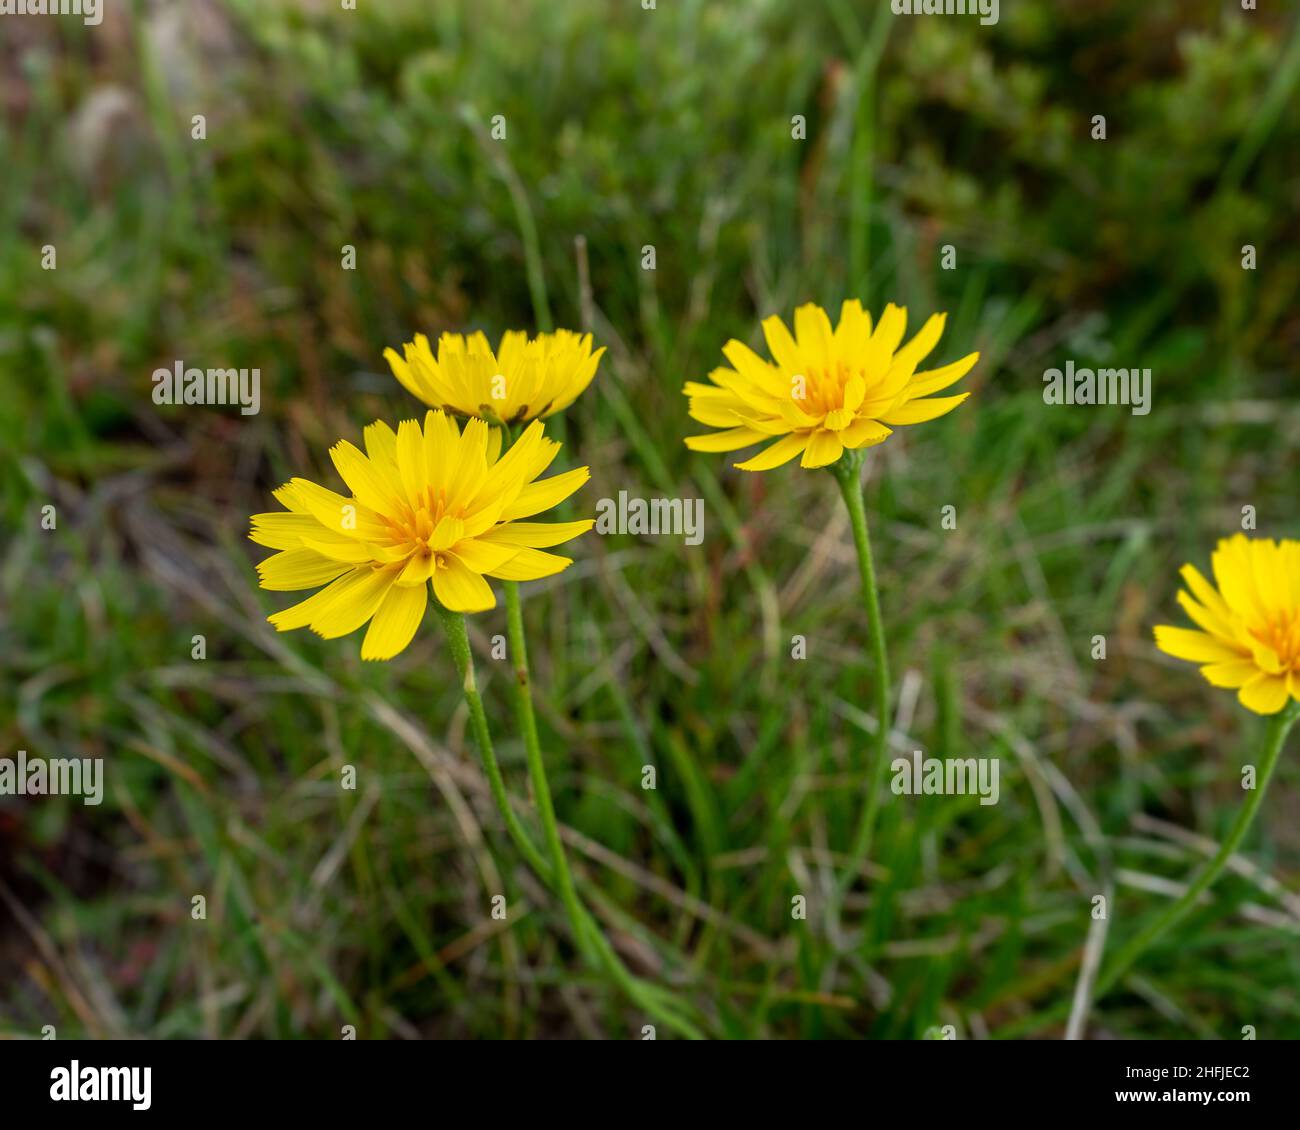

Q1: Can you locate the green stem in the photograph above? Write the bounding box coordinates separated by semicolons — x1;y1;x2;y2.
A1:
829;453;893;916
501;581;590;957
436;604;553;879
1091;700;1300;1004
437;602;703;1038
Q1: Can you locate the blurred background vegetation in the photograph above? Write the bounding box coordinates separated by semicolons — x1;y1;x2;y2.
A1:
2;0;1299;1039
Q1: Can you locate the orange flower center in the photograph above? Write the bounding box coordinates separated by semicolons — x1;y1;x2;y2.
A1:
381;489;465;556
793;362;855;416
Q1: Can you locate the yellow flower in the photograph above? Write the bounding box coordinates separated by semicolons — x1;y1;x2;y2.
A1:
384;328;604;425
1154;534;1300;715
250;411;593;660
684;300;978;471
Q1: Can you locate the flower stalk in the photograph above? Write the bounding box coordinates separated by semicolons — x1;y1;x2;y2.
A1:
496;421;597;964
1091;699;1300;1002
436;602;703;1039
501;580;589;952
827;451;894;919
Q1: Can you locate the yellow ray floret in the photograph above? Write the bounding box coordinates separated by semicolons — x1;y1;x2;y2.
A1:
384;328;604;425
683;299;978;471
1154;533;1300;715
250;412;593;660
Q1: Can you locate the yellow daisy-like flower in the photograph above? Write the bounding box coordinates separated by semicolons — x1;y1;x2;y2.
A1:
683;300;978;471
1154;534;1300;715
384;328;604;425
250;411;593;660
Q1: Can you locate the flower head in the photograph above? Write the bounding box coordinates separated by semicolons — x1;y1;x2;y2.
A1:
1154;534;1300;715
384;328;604;425
684;300;978;471
250;411;593;659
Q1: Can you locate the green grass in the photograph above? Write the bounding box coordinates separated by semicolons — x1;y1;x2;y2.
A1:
2;0;1299;1039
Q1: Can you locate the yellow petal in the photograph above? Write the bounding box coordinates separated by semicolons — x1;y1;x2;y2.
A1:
778;399;823;429
499;466;589;521
290;478;374;539
733;411;799;436
268;567;367;631
734;433;809;472
1179;564;1232;621
879;392;970;426
862;303;907;373
479;519;594;548
256;549;352;592
271;481;309;512
833;299;871;354
361;581;428;660
385;345;435;405
330;440;401;515
363;419;399;464
1248;637;1284;675
429;515;465;551
395;418;427;505
448;539;520;574
891;312;946;372
424;410;460;492
684;426;768;453
687;393;750;428
1153;625;1248;664
1175;590;1238;643
1199;660;1260;689
486;548;573;581
1212;534;1264;622
470;419;557;512
311;568;398;639
460;495;507;539
397;554;435;587
842;374;866;413
708;366;788;412
908;352;979;399
1249;537;1286;614
800;430;844;468
720;341;783;393
445;418;492;508
1283;543;1300;609
249;512;330;550
683;380;738;399
301;537;377;564
1238;673;1290;715
432;555;496;612
841;418;893;449
761;313;802;371
793;303;834;369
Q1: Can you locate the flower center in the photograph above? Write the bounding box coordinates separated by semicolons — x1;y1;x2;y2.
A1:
381;488;465;557
793;362;854;415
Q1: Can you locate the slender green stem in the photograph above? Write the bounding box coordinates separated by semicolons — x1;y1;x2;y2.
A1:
499;583;704;1036
1091;700;1300;1003
501;581;589;954
436;604;553;879
436;603;703;1038
495;422;592;946
829;453;893;916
